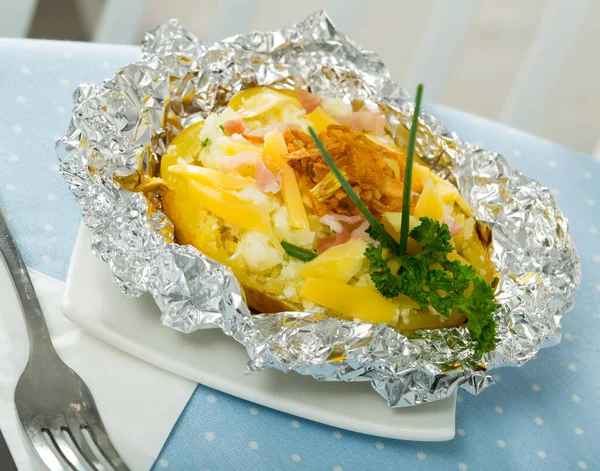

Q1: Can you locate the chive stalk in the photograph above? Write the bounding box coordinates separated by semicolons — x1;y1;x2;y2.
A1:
281;241;318;262
399;83;424;256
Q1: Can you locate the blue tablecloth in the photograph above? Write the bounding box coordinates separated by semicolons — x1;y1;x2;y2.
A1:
1;38;599;471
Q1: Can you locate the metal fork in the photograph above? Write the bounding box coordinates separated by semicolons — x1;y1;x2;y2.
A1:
0;205;130;471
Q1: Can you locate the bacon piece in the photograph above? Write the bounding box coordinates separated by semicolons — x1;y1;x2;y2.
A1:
295;87;321;113
319;214;364;233
223;118;248;136
338;109;386;136
317;226;350;254
255;158;281;193
218;152;258;172
241;133;264;144
443;215;463;237
350;219;371;240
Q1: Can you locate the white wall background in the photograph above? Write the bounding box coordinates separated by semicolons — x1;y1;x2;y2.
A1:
138;0;600;155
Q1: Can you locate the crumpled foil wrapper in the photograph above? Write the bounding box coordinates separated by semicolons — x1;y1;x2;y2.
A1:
57;11;581;407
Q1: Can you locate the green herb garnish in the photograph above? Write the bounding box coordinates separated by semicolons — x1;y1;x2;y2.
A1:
366;217;498;353
308;127;399;253
219;124;225;132
399;83;423;256
201;138;211;148
281;241;317;262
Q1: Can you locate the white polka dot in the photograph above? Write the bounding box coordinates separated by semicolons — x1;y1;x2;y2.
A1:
9;154;18;161
291;454;301;462
590;225;598;234
5;183;15;191
574;427;583;436
497;440;505;448
568;363;577;372
20;66;30;74
249;407;259;415
333;431;342;439
334;467;343;471
537;450;546;458
102;62;111;69
550;188;560;196
42;255;51;263
495;406;503;414
512;149;521;157
63;51;72;58
57;106;65;113
456;394;463;403
535;417;544;425
578;461;588;469
595;283;600;291
204;431;214;441
291;420;301;428
565;332;573;341
584;171;592;179
60;78;69;85
375;441;384;450
492;375;501;382
6;214;11;221
458;463;468;471
572;394;581;403
548;160;557;168
588;199;595;207
457;428;465;436
532;384;541;392
249;441;259;449
48;194;56;201
50;164;59;172
158;459;168;468
531;355;538;360
417;452;426;460
44;224;54;232
12;124;22;133
207;395;216;403
16;96;25;103
593;255;600;264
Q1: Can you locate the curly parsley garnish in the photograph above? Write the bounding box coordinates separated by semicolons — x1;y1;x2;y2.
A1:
366;218;498;354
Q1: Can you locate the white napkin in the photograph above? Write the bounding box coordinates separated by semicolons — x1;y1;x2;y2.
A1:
0;268;196;471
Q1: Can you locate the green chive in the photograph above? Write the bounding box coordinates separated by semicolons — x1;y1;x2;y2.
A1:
281;241;318;262
201;138;211;148
219;124;225;132
308;126;400;253
399;83;424;256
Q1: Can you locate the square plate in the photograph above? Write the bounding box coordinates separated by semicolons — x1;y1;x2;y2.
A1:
62;225;456;441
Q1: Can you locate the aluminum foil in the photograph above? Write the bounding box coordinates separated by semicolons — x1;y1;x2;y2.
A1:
57;11;581;407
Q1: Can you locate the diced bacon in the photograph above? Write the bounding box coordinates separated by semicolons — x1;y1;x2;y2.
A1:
223;118;248;136
295;87;321;113
218;152;258;172
350;219;371;240
319;214;364;233
443;214;463;237
255;158;281;193
241;133;265;144
338;109;386;136
317;226;350;254
249;122;301;138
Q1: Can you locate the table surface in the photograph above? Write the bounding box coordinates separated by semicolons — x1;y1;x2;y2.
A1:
1;37;599;471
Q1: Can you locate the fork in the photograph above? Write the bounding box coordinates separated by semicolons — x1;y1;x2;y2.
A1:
0;205;130;471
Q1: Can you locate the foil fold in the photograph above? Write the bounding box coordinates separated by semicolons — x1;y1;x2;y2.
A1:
57;12;581;407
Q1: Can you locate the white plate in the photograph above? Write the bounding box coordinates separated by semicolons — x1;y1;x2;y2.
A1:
62;225;456;441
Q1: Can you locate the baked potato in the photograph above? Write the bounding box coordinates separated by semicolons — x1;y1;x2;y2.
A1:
152;86;496;332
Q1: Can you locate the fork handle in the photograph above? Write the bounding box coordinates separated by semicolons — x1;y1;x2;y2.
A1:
0;205;57;358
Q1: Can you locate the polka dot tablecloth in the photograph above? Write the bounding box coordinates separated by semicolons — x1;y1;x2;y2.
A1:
1;38;599;471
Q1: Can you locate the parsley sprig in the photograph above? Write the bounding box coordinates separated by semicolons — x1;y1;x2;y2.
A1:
366;218;498;354
308;84;498;354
